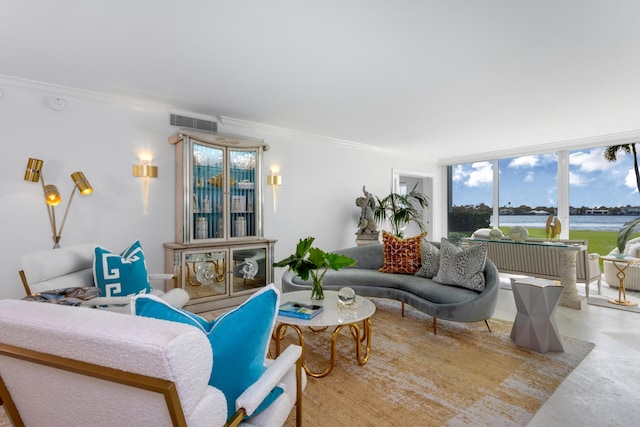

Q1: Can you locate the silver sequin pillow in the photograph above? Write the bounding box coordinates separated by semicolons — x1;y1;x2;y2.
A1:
432;238;487;291
415;240;440;278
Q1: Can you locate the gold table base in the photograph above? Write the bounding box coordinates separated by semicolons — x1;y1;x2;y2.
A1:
274;318;372;378
608;298;638;307
608;259;638;307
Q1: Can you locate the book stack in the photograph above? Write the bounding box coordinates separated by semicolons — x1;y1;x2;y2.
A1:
278;301;324;320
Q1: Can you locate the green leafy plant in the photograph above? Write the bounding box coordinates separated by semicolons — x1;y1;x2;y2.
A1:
617;217;640;255
374;184;429;238
273;237;356;299
604;144;640;256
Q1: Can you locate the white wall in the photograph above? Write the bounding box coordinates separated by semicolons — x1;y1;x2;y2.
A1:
0;78;440;299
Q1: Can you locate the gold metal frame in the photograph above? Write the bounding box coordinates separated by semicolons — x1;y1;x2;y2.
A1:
0;342;294;427
274;317;372;378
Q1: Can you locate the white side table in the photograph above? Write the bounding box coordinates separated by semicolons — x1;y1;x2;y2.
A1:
510;278;564;353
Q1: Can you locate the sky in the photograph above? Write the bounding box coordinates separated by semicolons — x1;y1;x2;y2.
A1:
452;146;640;208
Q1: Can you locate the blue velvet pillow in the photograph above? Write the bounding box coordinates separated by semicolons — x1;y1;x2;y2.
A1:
93;240;151;297
133;284;283;420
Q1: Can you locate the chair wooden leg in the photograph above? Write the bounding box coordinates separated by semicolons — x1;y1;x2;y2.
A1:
484;319;492;333
433;317;437;335
401;302;405;317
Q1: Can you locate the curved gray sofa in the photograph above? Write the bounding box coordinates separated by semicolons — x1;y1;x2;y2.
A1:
281;242;500;334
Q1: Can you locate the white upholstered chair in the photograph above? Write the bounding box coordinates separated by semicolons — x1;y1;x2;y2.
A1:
0;298;304;427
604;237;640;291
18;242;189;311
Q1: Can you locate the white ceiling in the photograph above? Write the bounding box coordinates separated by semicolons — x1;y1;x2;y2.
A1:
2;0;640;159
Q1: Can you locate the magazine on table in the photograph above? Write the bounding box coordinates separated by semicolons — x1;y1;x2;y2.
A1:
278;301;324;319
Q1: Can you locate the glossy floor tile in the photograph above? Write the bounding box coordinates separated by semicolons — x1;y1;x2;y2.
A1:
493;277;640;426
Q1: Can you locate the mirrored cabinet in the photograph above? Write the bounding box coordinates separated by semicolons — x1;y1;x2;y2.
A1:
165;129;276;313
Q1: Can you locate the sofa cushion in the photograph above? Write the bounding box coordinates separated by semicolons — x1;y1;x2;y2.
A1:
93;240;151;297
624;242;640;258
133;284;283;421
433;238;488;292
415;241;440;278
335;244;384;270
378;231;425;274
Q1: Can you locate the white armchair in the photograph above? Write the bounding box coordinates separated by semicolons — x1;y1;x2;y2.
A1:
18;242;189;311
0;299;304;427
604;237;640;291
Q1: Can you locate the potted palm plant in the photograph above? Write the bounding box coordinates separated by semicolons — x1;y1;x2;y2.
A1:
374;184;429;238
273;237;356;300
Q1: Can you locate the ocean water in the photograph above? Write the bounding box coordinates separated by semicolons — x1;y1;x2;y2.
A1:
494;215;637;232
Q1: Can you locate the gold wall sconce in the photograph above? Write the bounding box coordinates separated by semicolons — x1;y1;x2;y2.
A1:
23;158;93;248
133;156;158;214
267;166;282;212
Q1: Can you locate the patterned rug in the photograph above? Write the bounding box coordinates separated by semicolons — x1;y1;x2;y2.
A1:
281;298;595;427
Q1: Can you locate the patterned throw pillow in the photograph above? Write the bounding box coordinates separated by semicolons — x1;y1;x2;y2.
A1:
415;240;440;278
433;238;488;291
379;231;426;274
133;285;283;421
93;240;151;297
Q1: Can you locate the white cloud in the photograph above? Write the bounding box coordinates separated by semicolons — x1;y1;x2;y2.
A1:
626;169;639;190
452;164;465;182
508;155;539;168
524;171;534;182
569;171;588;186
466;162;493;187
570;148;617;172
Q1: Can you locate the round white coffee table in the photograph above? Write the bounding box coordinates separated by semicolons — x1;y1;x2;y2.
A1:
274;290;376;378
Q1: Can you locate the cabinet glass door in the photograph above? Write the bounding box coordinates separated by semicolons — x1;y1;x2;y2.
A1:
231;247;268;294
192;143;225;241
229;149;257;238
184;250;227;300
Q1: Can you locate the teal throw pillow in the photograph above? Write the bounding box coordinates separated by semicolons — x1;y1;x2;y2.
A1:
133;284;283;421
93;240;151;297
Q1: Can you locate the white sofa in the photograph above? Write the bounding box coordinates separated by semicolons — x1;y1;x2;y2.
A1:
604;237;640;291
0;299;304;427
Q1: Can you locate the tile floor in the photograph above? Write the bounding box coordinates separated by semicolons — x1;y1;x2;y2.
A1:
492;277;640;426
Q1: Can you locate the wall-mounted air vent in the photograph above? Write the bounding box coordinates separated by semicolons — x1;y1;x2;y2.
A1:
170;114;217;132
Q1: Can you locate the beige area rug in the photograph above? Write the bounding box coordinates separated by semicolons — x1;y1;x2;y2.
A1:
281;298;595;427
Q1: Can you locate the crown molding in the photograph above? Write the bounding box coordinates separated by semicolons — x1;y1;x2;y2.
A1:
218;116;409;157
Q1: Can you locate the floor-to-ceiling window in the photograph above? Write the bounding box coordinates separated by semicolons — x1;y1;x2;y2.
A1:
447;161;493;241
495;154;559;234
446;144;639;256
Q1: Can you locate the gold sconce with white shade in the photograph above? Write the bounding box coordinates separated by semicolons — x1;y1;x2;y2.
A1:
23;158;93;248
133;154;158;214
267;166;282;212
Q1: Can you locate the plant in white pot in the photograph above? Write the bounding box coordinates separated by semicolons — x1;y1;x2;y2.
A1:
373;184;429;238
273;237;356;300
